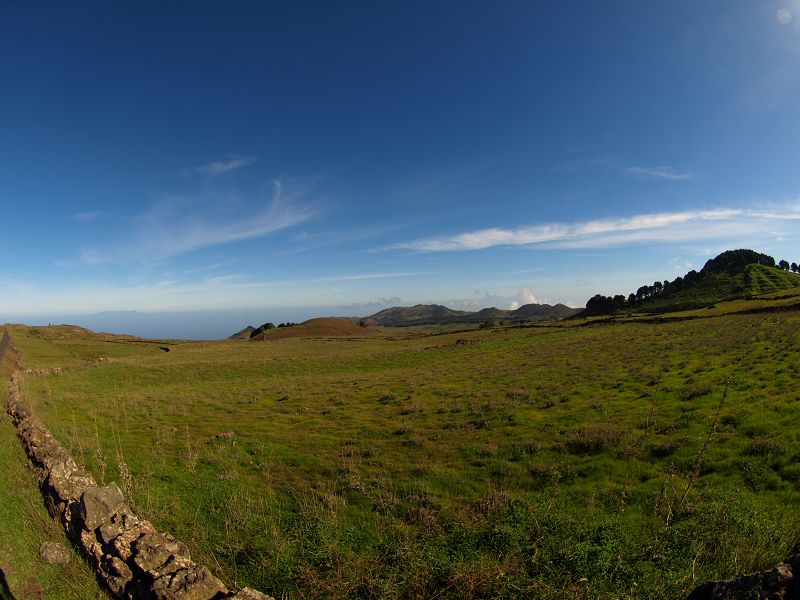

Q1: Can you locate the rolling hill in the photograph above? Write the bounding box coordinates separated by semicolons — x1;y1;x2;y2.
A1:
228;325;256;340
250;317;378;340
585;249;800;315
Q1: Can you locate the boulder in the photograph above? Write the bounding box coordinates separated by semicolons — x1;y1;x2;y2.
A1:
38;541;71;566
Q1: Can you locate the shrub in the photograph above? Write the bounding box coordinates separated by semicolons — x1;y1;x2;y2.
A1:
565;425;624;455
745;437;787;457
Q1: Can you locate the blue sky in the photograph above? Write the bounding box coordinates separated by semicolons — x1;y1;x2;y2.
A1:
2;1;800;338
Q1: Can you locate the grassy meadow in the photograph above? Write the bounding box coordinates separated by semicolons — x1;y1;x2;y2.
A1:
0;347;106;599
8;308;800;599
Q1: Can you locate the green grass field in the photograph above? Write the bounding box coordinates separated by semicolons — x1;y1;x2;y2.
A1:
7;309;800;599
0;367;106;600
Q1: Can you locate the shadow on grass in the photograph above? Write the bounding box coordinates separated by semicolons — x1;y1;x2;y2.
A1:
0;567;15;600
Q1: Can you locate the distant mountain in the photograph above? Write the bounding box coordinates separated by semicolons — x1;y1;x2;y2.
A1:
364;303;579;327
366;304;472;327
584;249;800;316
511;303;581;319
475;307;509;319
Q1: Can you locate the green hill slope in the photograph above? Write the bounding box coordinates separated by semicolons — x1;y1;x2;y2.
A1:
585;249;800;315
745;263;800;294
641;264;799;312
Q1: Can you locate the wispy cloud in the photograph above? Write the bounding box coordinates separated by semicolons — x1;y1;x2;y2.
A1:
192;154;257;175
71;181;315;264
338;296;404;312
311;271;434;283
555;158;695;181
394;205;800;252
624;165;695;180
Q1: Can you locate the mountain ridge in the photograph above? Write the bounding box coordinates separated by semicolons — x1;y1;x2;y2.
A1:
363;302;581;327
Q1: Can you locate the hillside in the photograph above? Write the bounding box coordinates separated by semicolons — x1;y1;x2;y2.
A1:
365;302;579;326
228;325;256;340
251;317;378;340
585;249;800;315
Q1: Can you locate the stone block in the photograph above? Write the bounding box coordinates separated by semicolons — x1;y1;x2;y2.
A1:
131;532;190;573
149;564;228;600
80;483;126;531
111;520;156;561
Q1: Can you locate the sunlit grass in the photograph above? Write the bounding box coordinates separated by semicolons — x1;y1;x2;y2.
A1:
10;309;800;599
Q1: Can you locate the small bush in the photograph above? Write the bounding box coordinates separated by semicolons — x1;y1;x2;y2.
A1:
679;381;713;401
720;413;740;429
745;437;787;457
565;425;624;455
780;464;800;484
647;440;679;458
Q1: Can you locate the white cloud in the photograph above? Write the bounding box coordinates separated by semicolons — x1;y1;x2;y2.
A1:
624;166;695;180
508;287;541;310
192;154;257;175
395;205;800;252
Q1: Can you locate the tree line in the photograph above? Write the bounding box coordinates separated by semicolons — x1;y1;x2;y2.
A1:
249;321;298;337
584;249;798;316
585;271;702;315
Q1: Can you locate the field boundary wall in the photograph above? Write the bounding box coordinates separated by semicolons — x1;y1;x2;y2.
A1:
1;331;273;600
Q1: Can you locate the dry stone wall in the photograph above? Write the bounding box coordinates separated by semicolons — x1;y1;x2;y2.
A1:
5;366;273;600
686;546;799;599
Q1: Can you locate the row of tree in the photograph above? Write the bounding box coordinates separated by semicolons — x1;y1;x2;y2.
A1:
249;321;298;338
585;269;704;315
777;260;799;272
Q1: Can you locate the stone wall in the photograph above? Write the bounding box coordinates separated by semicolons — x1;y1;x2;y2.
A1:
5;367;273;600
686;546;799;599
